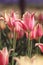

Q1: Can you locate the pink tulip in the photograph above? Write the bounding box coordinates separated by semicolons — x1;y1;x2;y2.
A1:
35;23;43;39
14;20;23;32
4;12;25;39
35;43;43;53
5;12;16;31
13;19;28;39
0;11;16;31
29;23;43;40
0;47;9;65
23;12;35;31
13;20;24;39
29;28;36;40
7;18;14;31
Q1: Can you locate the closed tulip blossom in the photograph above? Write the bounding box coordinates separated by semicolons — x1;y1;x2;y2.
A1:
23;12;35;31
35;43;43;53
29;28;36;40
0;47;9;65
35;23;43;39
29;23;43;40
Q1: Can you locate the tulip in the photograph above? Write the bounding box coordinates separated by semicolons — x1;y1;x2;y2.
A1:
15;20;29;39
0;11;16;31
35;43;43;53
22;12;35;57
29;23;43;40
0;12;28;39
23;12;35;31
29;28;36;40
4;12;16;31
0;47;9;65
13;20;24;39
35;23;43;39
35;24;43;54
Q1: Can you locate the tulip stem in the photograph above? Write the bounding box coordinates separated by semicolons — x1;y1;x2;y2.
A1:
28;38;30;57
28;31;32;58
28;39;32;58
38;37;40;53
36;38;40;54
13;32;16;52
30;40;32;58
12;31;16;65
39;37;40;43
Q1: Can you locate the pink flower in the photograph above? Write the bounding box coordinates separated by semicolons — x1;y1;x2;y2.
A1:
29;28;36;40
14;20;23;32
23;12;35;31
4;12;25;39
0;11;16;31
5;11;16;31
29;23;43;40
35;43;43;53
35;23;43;39
0;47;9;65
13;20;24;39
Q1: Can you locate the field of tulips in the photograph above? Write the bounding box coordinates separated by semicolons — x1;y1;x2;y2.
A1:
0;9;43;65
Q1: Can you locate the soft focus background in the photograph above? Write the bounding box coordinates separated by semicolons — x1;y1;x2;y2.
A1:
0;0;43;18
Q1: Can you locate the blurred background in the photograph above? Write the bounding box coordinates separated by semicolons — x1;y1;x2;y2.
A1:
0;0;43;18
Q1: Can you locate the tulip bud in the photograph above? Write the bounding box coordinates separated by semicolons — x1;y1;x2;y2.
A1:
35;23;43;39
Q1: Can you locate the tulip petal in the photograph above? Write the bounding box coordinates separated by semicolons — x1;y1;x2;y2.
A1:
0;51;5;65
35;43;43;53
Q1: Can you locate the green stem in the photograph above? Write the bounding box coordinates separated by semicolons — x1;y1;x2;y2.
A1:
30;40;32;58
36;38;40;54
12;31;16;65
28;31;32;58
38;37;40;43
28;31;33;58
28;38;30;57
